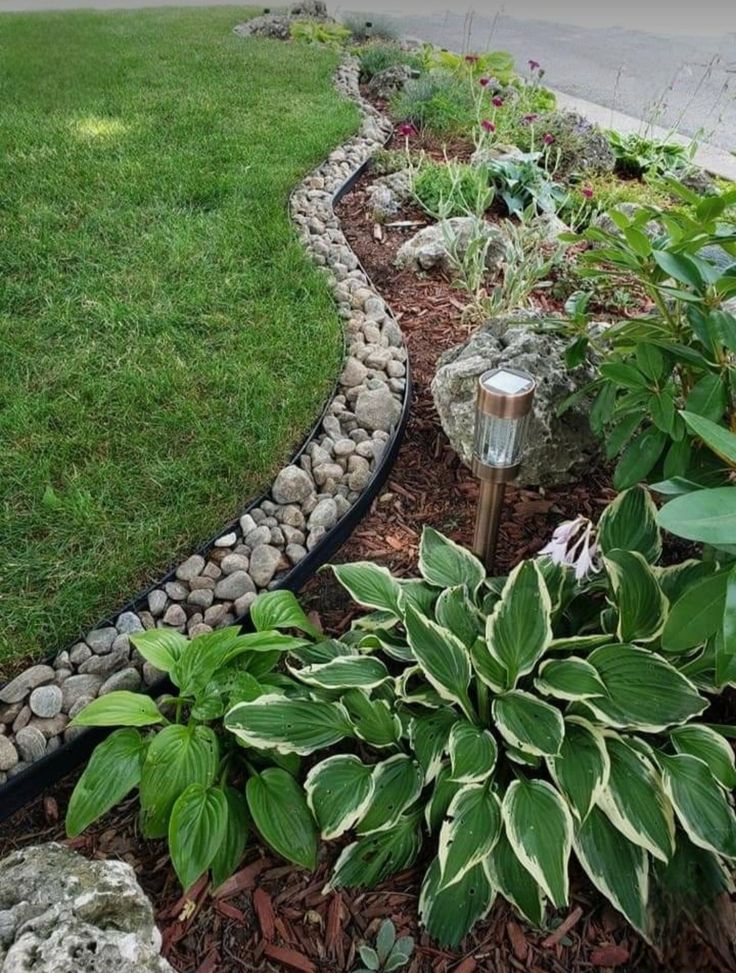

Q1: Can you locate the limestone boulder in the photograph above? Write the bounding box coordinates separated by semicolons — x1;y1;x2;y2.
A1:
396;217;508;276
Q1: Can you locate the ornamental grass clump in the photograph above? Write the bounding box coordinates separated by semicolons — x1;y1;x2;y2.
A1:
226;486;736;946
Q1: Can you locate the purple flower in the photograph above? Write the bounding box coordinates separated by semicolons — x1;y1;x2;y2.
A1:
528;59;540;71
479;76;491;87
539;516;600;581
480;119;496;133
492;95;504;107
581;185;595;199
522;113;539;124
542;132;555;145
397;122;417;138
465;54;479;64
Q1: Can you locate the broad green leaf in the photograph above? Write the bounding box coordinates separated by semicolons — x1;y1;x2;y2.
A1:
419;857;494;948
395;666;445;709
586;644;707;732
670;725;736;789
604;550;668;643
486;830;545;927
662;571;728;652
653;559;718;605
139;724;219;838
535;658;606;701
596;486;662;563
246;768;317;869
470;637;507;693
680;410;736;466
657;488;736;545
448;721;497;784
685;373;727;423
425;764;461;834
419;526;485;593
548;717;609;821
130;629;186;674
404;606;474;720
598;737;674;863
169;784;228;891
574;805;650;938
330;562;401;615
250;590;320;638
357;756;424;835
613;426;667;490
290;655;390;691
326;813;422;891
653;249;704;290
438;784;501;889
343;690;402;749
225;695;353;755
546;635;611;653
291;639;358;665
493;691;564;757
435;586;482;648
398;580;438;619
486;560;552;685
659;753;736;858
66;728;147;837
71;691;164;728
719;566;736;686
409;709;457;782
211;787;250;889
305;754;375;840
502;779;573;908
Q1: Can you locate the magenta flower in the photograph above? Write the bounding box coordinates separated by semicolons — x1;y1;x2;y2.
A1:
465;54;479;64
397;122;417;138
492;96;504;108
522;113;539;124
479;77;491;87
581;186;594;199
480;119;496;133
528;59;540;70
542;132;555;145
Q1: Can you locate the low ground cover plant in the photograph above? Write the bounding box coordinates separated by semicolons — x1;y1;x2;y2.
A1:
357;42;420;82
607;130;693;179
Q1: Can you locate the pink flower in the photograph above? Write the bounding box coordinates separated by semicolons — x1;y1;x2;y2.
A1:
465;54;479;64
480;119;496;133
522;113;539;124
397;122;417;138
479;76;491;87
539;516;600;581
491;95;504;107
528;59;540;70
542;132;555;145
581;186;594;199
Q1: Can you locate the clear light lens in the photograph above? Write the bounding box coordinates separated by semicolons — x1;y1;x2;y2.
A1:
474;411;531;468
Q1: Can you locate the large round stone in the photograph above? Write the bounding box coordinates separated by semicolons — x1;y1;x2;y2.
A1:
271;465;314;504
355;386;401;433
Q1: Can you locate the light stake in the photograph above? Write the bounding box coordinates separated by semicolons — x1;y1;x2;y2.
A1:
472;366;536;570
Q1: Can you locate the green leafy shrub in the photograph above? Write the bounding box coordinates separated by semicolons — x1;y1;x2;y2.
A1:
65;611;320;891
391;70;477;136
552;189;736;489
485;152;567;216
289;20;352;47
413;161;490;218
607;130;691;178
225;493;736;946
358;42;419;82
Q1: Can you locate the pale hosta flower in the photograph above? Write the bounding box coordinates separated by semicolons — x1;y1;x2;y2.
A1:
539;515;600;580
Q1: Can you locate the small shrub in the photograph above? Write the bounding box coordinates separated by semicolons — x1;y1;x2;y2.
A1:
289;20;351;47
413;161;490;218
485;152;568;217
391;70;477;137
607;130;691;178
358;42;420;82
341;12;400;43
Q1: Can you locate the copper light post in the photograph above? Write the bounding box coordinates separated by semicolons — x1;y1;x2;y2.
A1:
472;367;536;570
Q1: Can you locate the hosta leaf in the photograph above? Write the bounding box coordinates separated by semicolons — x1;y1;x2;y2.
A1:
327;813;422;891
486;829;546;927
246;768;317;869
169;784;228;891
435;586;483;647
290;655;390;691
409;709;457;783
419;857;494;948
486;561;552;685
597;485;662;563
670;725;736;788
130;629;186;674
502;779;573;908
419;526;486;593
66;728;147;837
535;658;606;701
305;754;375;840
395;666;445;709
448;721;497;784
211;787;250;889
547;717;609;821
357;756;424;835
250;590;320;637
493;691;564;757
604;550;668;643
404;606;473;720
586;644;707;732
139;724;219;839
657;487;736;545
398;580;438;619
598;737;674;863
659;753;736;858
71;691;164;728
331;562;401;615
470;638;507;692
574;805;650;938
343;690;402;749
291;639;358;665
225;695;353;755
662;571;728;652
425;764;461;834
438;784;501;889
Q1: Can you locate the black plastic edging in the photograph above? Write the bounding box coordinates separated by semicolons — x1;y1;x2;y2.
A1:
0;148;410;822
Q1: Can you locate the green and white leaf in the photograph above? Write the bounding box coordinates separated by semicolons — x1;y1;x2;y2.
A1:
225;695;354;755
425;764;461;835
604;550;669;643
486;829;546;927
343;690;402;749
168;784;228;891
535;658;606;701
435;586;483;648
493;691;565;757
246;767;317;870
409;709;457;783
326;813;422;892
502;778;573;908
486;560;552;685
448;721;497;784
404;606;474;720
438;784;501;889
597;485;662;563
670;725;736;788
419;857;495;948
419;526;486;593
330;562;401;616
289;655;390;691
357;755;424;835
305;754;375;840
659;753;736;859
547;717;609;821
470;638;508;693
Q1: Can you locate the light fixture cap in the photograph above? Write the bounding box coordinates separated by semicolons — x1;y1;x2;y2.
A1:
476;367;536;419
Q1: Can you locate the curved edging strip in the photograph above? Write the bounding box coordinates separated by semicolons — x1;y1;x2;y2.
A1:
0;56;408;820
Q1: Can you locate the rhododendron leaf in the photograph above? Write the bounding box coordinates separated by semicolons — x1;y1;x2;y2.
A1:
662;571;728;653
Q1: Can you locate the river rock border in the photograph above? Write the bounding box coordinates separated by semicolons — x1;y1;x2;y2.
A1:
0;57;406;788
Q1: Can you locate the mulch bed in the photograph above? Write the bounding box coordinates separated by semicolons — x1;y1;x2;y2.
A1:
2;134;735;973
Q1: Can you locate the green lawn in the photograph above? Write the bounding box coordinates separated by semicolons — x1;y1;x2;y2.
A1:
0;7;358;671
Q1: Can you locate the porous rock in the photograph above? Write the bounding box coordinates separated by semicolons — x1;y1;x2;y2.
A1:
367;64;412;100
395;217;508;276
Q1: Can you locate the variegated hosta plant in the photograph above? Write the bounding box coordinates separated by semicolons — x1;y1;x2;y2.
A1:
226;486;736;947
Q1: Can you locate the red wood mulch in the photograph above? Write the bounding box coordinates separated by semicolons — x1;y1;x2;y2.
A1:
1;143;735;973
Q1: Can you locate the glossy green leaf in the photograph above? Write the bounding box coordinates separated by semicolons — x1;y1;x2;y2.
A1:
486;560;552;685
547;717;609;821
685;373;727;423
250;590;320;638
493;690;564;757
657;487;736;545
246;767;317;869
211;787;250;889
71;691;164;728
130;629;186;674
680;410;736;466
419;857;495;948
662;571;728;652
169;784;228;891
613;426;667;489
418;526;485;593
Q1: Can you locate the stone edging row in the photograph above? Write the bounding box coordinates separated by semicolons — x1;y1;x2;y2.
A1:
0;56;407;803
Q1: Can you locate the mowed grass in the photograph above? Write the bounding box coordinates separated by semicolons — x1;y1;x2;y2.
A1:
0;7;358;670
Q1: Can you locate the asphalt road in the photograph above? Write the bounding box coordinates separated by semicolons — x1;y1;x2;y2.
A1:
1;0;735;151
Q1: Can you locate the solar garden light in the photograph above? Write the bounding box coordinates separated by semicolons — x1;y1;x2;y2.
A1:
472;367;536;570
